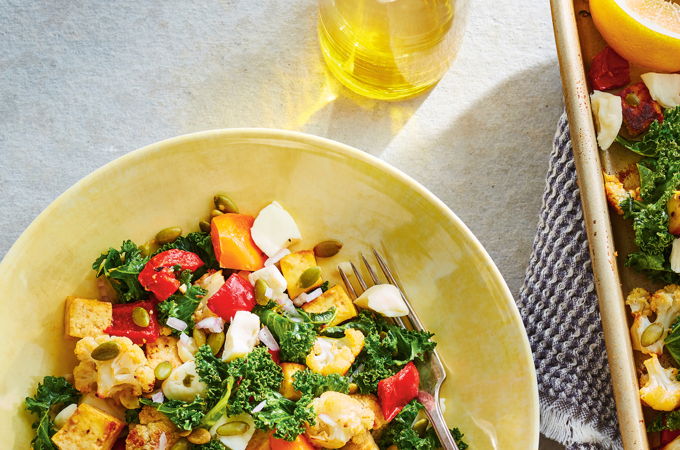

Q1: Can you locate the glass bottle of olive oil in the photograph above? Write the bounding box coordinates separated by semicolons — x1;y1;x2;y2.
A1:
318;0;466;100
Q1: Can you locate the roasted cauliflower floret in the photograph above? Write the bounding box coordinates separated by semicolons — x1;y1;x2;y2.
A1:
126;406;180;450
640;354;680;411
73;335;154;409
604;172;640;215
306;391;375;449
627;286;680;355
306;329;364;376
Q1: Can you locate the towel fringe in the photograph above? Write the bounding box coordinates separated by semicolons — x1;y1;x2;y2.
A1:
541;402;619;449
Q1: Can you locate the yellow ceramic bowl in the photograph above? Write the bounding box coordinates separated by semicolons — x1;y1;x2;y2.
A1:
0;129;538;449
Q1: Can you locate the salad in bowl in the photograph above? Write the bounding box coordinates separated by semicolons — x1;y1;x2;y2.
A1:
25;194;467;450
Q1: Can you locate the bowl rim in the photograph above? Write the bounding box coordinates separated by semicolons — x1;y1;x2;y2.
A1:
0;127;539;447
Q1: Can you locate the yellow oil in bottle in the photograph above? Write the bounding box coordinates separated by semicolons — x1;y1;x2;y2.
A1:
318;0;461;100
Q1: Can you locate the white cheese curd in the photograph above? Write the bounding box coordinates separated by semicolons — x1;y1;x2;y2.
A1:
54;403;78;428
641;72;680;109
162;361;207;402
671;238;680;274
248;265;287;294
590;90;623;151
222;311;260;362
210;413;256;450
354;284;408;317
250;201;302;257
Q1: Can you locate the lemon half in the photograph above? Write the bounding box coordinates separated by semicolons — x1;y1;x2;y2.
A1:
590;0;680;72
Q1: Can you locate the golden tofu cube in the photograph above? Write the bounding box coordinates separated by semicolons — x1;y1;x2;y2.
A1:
246;429;272;450
280;362;306;401
303;285;357;327
351;394;386;431
51;403;125;450
64;296;113;339
280;250;323;299
126;406;180;450
669;191;680;235
341;431;379;450
145;335;183;369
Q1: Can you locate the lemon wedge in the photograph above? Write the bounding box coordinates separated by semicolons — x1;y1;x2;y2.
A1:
590;0;680;72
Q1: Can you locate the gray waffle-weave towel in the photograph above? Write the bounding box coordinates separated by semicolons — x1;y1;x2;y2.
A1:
518;112;623;449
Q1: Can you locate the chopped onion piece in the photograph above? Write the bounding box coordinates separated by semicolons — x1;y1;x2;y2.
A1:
151;390;165;403
258;326;280;351
264;248;291;267
179;332;191;346
196;317;225;333
251;400;267;413
264;287;273;298
305;288;323;302
157;432;168;450
292;293;308;307
166;317;187;332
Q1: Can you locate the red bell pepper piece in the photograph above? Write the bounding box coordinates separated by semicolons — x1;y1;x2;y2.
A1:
268;349;281;364
588;46;630;91
377;361;420;422
620;82;664;136
138;249;204;301
207;273;256;321
104;301;160;345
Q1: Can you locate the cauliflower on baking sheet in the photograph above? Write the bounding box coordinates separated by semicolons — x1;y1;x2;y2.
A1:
306;329;365;376
306;391;375;449
640;354;680;411
603;172;640;215
73;335;155;409
627;285;680;355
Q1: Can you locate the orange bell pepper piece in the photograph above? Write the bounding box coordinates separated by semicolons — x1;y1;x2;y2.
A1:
211;213;266;271
269;433;315;450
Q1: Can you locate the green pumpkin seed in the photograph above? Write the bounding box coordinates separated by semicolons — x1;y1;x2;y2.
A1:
187;428;212;444
299;266;321;289
313;240;343;258
214;193;239;214
208;332;225;355
91;341;120;361
412;418;429;435
641;322;664;347
210;209;224;218
131;307;150;328
217;421;250;436
154;361;173;380
170;438;190;450
139;241;154;257
254;279;270;305
625;93;640;107
199;220;211;233
193;328;207;348
156;227;182;245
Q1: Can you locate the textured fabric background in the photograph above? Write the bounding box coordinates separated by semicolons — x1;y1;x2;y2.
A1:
519;113;622;449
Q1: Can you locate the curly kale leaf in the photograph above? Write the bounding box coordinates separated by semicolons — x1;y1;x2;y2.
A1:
253;393;316;441
124;407;141;424
154;231;219;272
648;409;680;432
378;400;468;450
192;441;226;449
616;107;680;157
194;345;235;426
139;397;206;431
616;107;680;282
254;305;318;363
337;312;436;393
25;376;81;450
157;270;207;334
92;240;149;303
292;370;350;397
226;346;283;416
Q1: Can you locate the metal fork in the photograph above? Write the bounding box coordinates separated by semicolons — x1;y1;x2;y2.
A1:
338;248;459;450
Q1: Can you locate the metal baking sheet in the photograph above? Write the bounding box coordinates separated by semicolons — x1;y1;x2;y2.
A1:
550;1;652;448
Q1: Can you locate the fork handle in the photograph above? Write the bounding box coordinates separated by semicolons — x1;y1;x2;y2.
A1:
424;401;459;450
